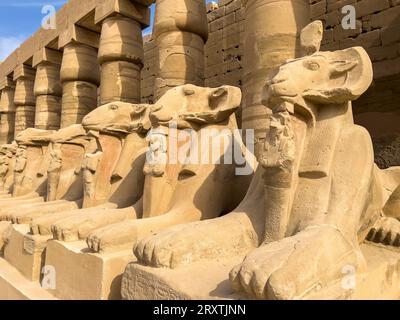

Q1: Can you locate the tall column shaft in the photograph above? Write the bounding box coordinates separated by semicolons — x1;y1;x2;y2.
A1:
0;77;16;144
13;64;36;137
59;24;100;127
153;0;208;100
98;15;143;105
33;48;63;130
242;0;309;158
95;0;151;105
60;42;100;128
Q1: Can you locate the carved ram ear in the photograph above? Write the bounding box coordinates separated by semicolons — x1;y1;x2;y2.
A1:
130;104;152;132
303;46;373;104
330;60;358;75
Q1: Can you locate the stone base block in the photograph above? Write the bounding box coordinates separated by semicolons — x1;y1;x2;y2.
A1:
122;257;244;300
45;240;134;300
121;243;400;300
308;243;400;300
0;257;56;300
4;224;50;282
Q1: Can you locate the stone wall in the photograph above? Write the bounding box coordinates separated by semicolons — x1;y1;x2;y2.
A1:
204;0;244;89
311;0;400;77
310;0;400;167
141;35;157;104
308;1;400;167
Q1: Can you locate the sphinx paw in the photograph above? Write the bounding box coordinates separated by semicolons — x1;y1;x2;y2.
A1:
134;225;197;268
367;217;400;247
11;212;34;224
86;221;138;253
86;233;102;252
230;226;363;300
51;220;80;242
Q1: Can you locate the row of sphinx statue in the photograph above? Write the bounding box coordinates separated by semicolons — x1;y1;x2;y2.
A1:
0;21;399;300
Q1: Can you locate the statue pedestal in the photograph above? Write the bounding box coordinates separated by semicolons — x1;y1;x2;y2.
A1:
308;243;400;300
122;257;244;300
0;257;56;300
121;243;400;300
4;224;50;282
45;240;134;300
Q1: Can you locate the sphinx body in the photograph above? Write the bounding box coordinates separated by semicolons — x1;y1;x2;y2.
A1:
35;84;254;252
0;125;95;224
132;22;400;300
28;101;151;239
0;128;57;213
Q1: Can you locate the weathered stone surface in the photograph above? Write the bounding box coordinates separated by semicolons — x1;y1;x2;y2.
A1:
153;0;208;99
0;0;400;302
130;25;400;301
241;0;310;158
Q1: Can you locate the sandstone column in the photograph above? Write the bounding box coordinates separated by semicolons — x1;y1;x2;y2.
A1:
59;25;100;128
242;0;309;158
95;0;151;105
153;0;208;100
0;77;16;144
32;47;63;130
13;64;36;137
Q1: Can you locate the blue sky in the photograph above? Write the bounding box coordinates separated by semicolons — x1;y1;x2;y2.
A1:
0;0;215;61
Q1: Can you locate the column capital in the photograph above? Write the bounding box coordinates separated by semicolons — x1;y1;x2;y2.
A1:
13;64;36;81
0;76;15;91
59;24;100;50
95;0;151;27
33;48;63;68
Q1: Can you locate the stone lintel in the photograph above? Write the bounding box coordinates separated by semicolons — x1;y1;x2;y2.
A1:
94;0;151;27
32;48;63;68
59;24;100;50
0;77;15;91
13;64;36;81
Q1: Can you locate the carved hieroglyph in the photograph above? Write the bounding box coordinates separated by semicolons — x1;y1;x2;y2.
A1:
125;22;400;300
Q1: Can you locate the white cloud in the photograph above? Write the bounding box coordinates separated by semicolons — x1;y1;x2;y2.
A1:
0;1;67;7
0;35;27;62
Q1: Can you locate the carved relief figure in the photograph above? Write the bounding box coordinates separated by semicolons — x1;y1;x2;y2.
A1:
0;143;17;193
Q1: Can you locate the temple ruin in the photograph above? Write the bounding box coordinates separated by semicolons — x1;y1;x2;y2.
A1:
0;0;399;300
